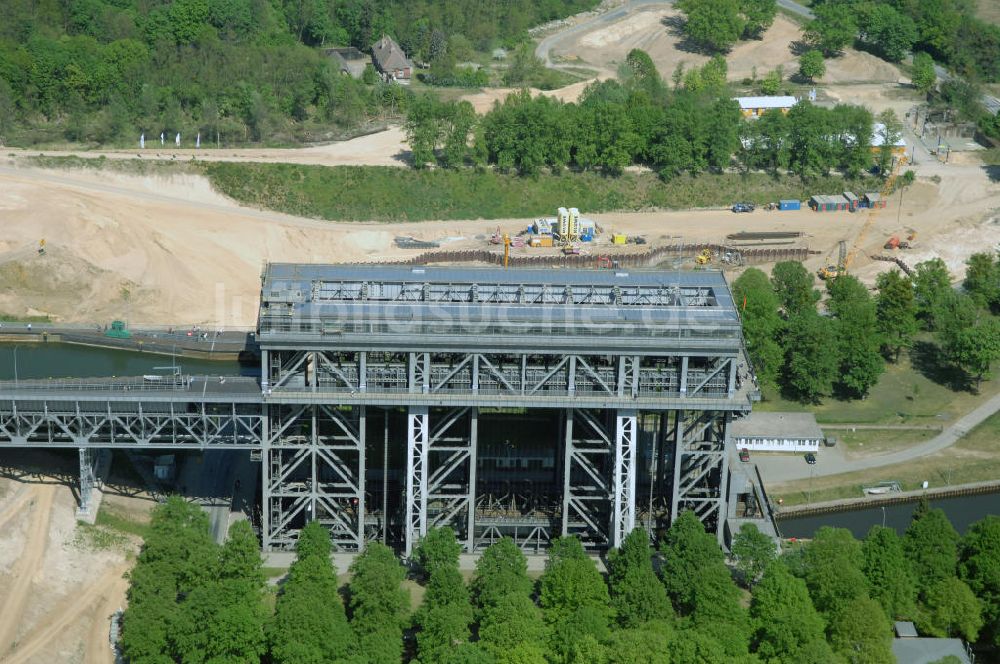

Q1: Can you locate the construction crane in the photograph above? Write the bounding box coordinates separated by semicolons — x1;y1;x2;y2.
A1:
819;158;904;280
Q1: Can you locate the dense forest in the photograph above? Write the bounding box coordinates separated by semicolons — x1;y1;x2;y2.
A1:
735;251;1000;403
405;50;904;180
120;496;1000;663
0;0;596;145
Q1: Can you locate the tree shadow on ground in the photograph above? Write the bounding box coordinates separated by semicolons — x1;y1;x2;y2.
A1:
984;165;1000;183
660;15;726;57
789;40;813;57
909;340;971;392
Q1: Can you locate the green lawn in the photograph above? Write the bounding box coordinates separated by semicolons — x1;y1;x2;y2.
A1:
755;344;1000;426
773;410;1000;506
836;427;938;456
203;162;875;222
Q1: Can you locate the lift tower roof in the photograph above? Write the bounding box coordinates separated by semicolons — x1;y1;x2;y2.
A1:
258;263;743;354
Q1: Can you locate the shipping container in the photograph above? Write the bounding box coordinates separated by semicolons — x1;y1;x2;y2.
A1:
843;191;859;211
612;233;627;245
779;199;801;211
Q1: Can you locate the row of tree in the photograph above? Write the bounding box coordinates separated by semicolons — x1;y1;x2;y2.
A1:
734;254;1000;403
405;50;901;180
120;496;1000;663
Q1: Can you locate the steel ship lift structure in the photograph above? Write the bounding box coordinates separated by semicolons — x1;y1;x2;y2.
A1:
0;264;758;554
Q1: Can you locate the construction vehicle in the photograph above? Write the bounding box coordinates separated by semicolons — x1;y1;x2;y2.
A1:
818;240;846;280
38;239;45;255
695;248;713;265
596;256;620;269
562;244;581;255
884;235;900;250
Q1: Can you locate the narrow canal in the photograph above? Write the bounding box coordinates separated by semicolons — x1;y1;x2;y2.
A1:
778;491;1000;539
0;342;247;379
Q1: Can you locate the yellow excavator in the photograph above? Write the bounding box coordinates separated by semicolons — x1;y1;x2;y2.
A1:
695;248;713;265
818;159;903;280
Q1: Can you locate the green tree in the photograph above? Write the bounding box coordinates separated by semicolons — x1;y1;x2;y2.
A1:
917;577;984;641
478;592;548;658
783;309;839;403
875;269;918;361
964;252;1000;310
801;527;868;616
472;537;533;611
602;628;672;664
904;503;960;591
607;529;674;627
827;274;885;398
911;52;937;93
750;561;834;663
269;554;354;664
676;0;746;52
415;565;474;661
740;0;777;39
442;101;477;170
406;93;444;168
770;261;817;316
171;520;267;664
875;109;903;177
688;560;752;657
857;4;918;62
733;268;785;390
539;536;613;658
414;526;464;578
294;519;332;560
959;516;1000;647
798;49;825;82
827;596;895;664
936;295;1000;389
349;543;409;664
121;497;218;664
912;258;952;330
804;3;859;57
660;510;724;613
730;523;777;587
759;69;781;95
862;525;917;621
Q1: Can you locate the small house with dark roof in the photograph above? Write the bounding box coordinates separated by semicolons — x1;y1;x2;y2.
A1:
371;35;413;83
322;47;369;79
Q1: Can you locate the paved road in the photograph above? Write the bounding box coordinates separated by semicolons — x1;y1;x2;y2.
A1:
757;390;1000;485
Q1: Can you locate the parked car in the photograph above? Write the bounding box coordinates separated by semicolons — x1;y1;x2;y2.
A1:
739;448;750;462
731;202;755;213
804;452;817;465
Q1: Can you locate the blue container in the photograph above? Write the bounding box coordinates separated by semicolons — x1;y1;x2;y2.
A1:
779;199;801;211
581;234;593;242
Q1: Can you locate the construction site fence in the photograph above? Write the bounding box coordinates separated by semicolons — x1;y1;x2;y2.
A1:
376;244;816;269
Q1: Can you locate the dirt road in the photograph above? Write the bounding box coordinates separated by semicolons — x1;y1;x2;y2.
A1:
2;564;129;664
0;485;55;655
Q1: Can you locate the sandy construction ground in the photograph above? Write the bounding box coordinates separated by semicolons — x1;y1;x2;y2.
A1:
0;146;996;327
553;7;903;85
0;472;141;664
3;126;410;168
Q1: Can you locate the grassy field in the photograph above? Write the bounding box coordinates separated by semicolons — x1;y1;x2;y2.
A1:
772;411;1000;505
755;343;1000;425
204;163;875;222
835;427;938;455
976;0;1000;25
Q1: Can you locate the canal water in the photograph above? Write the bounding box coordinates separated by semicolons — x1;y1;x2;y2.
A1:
0;342;246;380
778;491;1000;539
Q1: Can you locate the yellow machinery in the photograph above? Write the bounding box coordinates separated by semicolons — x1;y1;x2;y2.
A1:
503;234;510;269
695;248;713;265
818;241;846;280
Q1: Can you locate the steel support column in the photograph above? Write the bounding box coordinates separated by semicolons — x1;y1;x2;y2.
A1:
404;405;429;556
670;410;729;542
78;447;96;515
611;410;637;547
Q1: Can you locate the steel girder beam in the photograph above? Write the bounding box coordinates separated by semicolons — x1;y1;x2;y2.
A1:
0;401;263;448
670;410;729;542
262;404;366;551
404;406;477;555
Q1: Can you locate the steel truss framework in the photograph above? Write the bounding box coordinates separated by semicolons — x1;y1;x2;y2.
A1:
0;265;753;553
